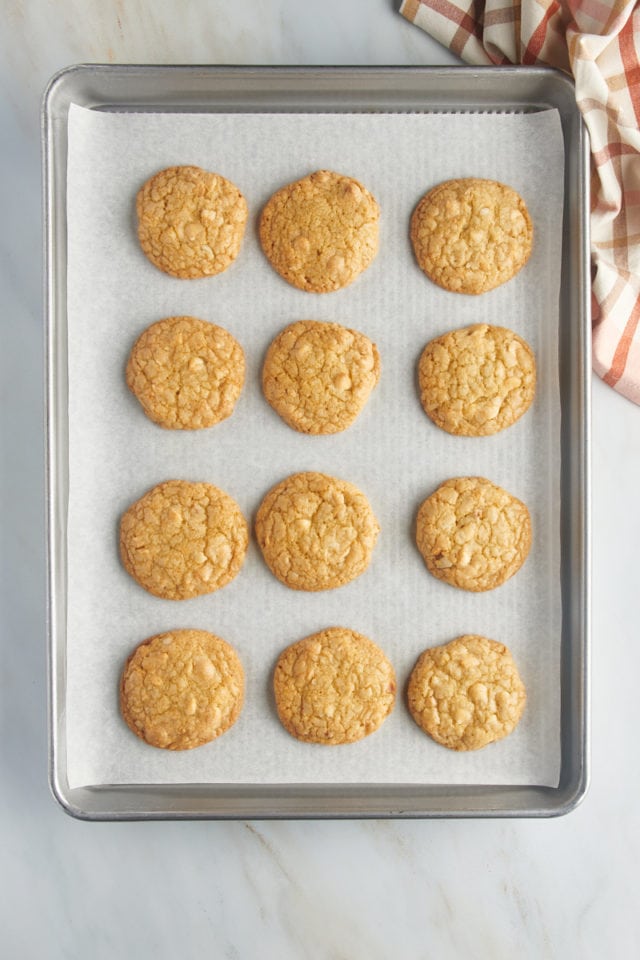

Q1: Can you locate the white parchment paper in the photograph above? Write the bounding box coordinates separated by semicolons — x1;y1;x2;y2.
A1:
65;105;564;788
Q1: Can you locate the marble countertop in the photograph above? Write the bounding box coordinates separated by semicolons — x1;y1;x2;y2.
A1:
1;1;638;956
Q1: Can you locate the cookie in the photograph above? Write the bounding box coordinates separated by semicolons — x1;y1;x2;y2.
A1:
407;635;526;750
120;629;244;750
259;170;380;292
255;472;380;591
418;324;536;436
120;480;248;600
136;165;248;279
410;178;533;294
126;316;245;429
262;320;381;434
273;627;396;744
415;476;531;592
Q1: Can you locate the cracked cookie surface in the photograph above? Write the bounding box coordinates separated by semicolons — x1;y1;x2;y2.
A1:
120;629;244;750
419;324;536;436
136;165;248;279
274;627;396;744
259;170;380;292
262;320;380;434
126;316;245;429
416;476;531;592
120;480;248;599
408;635;526;750
411;178;533;294
255;472;379;591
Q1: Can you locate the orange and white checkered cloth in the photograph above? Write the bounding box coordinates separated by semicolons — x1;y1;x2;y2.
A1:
400;0;640;404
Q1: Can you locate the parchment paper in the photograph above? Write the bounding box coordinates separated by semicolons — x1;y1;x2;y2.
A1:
65;105;564;788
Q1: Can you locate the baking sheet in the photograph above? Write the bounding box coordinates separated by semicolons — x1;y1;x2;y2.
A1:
65;105;563;789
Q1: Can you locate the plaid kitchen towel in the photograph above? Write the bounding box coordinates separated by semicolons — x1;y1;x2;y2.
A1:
400;0;640;404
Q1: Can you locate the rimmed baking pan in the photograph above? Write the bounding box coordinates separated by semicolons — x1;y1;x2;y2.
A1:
44;65;590;819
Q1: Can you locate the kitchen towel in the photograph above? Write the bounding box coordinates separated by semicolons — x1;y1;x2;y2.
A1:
400;0;640;404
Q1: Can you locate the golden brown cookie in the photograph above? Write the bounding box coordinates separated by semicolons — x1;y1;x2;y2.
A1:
255;472;380;591
410;178;533;294
407;635;526;750
259;170;380;292
418;324;536;436
415;477;531;592
262;320;380;434
273;627;396;744
120;629;244;750
126;316;245;429
120;480;248;600
136;165;248;279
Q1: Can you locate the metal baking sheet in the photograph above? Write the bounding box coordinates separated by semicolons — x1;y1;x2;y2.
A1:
44;65;590;819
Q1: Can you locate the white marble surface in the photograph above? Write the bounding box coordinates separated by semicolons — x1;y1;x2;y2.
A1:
1;1;639;956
